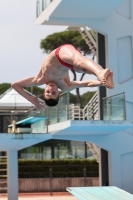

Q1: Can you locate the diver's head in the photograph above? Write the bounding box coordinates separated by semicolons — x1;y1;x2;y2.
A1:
43;82;60;107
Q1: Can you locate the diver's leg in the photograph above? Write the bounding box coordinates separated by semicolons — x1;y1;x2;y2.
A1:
59;45;114;88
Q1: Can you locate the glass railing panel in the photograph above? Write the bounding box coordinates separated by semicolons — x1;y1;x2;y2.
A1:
39;0;43;14
47;92;69;125
6;92;69;133
36;0;53;17
48;106;58;125
26;109;47;133
103;93;126;120
28;109;46;117
58;93;69;122
31;119;47;133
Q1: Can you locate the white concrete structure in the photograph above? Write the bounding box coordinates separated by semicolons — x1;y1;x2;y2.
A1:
0;133;51;200
1;1;133;199
35;0;133;194
51;120;133;193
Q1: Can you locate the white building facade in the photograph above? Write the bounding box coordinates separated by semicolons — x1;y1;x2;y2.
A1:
35;0;133;194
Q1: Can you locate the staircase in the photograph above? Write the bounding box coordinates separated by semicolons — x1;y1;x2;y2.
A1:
69;92;98;120
83;92;99;120
67;26;97;58
0;151;7;195
79;27;97;57
69;104;84;120
86;142;100;162
69;92;99;161
67;26;99;160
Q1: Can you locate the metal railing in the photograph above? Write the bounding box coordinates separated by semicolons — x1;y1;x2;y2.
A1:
79;27;97;57
0;151;7;194
69;92;98;121
18;165;99;193
7;92;69;133
69;104;84;120
83;92;98;120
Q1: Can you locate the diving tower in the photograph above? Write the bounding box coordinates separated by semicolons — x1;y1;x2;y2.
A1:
35;1;133;194
1;0;133;199
1;91;133;200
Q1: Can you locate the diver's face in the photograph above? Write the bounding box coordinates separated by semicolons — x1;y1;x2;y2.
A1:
44;82;59;99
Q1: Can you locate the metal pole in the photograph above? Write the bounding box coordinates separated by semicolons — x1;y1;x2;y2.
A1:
57;102;59;123
83;167;86;186
123;93;126;120
42;0;44;10
49;168;53;196
67;93;70;120
46;106;49;133
36;0;38;17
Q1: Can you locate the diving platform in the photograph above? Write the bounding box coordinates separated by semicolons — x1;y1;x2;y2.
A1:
67;186;133;200
0;133;51;151
8;116;48;127
50;120;133;139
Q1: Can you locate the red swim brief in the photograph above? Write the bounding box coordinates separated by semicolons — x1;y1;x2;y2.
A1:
55;44;81;69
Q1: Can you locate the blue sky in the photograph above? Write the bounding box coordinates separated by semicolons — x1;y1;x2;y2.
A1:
0;0;97;94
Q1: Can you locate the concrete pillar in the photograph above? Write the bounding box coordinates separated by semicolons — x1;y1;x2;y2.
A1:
108;151;121;188
7;150;18;200
99;147;102;186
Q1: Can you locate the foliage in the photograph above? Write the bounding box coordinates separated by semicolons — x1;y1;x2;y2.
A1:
0;83;11;95
24;86;44;95
69;93;78;105
69;91;96;107
40;30;91;55
82;91;96;107
0;83;44;96
18;159;98;178
0;83;96;107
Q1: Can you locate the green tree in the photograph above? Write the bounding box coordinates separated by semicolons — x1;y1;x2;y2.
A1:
69;93;78;105
40;30;94;108
24;86;44;95
69;91;96;106
40;30;90;55
0;83;44;96
82;91;96;107
0;83;11;95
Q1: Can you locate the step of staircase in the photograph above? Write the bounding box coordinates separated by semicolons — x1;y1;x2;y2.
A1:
0;151;8;194
0;181;7;184
0;156;7;159
0;175;7;178
0;187;7;190
0;169;7;171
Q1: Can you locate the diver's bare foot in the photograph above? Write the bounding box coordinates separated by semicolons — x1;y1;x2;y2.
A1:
98;68;111;87
106;71;114;89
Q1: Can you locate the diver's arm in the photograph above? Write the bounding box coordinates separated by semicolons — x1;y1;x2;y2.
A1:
11;77;44;109
61;79;102;92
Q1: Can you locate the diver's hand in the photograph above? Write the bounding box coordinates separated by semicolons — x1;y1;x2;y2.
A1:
30;94;45;110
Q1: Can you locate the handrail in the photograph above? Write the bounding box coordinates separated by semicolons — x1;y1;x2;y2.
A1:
102;92;125;100
69;92;99;121
83;92;98;111
82;92;98;120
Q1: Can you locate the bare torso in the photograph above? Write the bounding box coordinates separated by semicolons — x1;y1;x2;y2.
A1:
36;50;68;89
35;45;86;90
